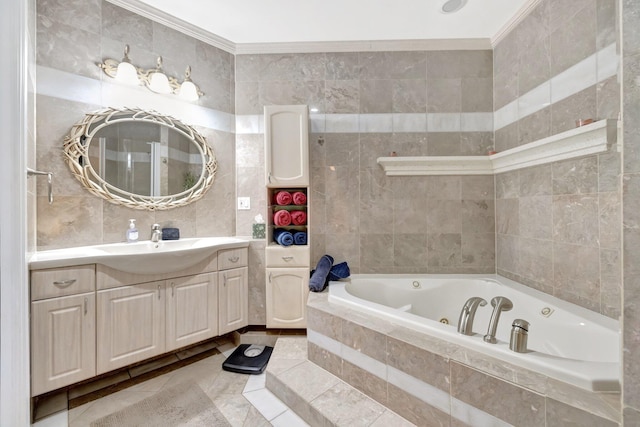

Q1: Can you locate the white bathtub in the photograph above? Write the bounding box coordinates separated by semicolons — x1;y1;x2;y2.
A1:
328;274;620;392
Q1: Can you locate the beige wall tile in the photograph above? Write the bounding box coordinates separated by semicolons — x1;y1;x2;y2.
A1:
451;362;545;426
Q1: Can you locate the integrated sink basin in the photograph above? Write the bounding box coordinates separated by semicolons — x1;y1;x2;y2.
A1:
29;237;250;275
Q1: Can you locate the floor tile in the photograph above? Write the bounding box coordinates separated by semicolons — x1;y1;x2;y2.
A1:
211;393;254;425
243;388;289;421
243;372;266;393
31;410;67;427
271;409;311;427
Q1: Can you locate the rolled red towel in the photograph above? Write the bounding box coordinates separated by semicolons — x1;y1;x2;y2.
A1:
273;210;292;226
275;191;292;205
292;191;307;205
290;210;307;225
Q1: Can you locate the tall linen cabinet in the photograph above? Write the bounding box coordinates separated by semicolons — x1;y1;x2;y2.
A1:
264;105;310;328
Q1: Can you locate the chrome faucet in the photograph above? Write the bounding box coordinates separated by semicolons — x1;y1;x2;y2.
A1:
151;224;162;242
457;297;487;335
483;296;513;344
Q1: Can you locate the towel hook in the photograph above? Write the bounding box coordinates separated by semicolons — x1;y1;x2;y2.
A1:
27;168;53;204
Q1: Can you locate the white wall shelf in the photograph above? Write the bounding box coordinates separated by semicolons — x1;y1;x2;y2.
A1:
377;119;618;176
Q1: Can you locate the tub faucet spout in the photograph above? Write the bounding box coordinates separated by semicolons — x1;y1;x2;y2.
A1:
483;296;513;344
457;297;487;335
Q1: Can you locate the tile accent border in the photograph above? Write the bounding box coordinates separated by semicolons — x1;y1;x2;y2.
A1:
377;119;617;176
494;43;619;131
236;112;493;135
36;66;235;133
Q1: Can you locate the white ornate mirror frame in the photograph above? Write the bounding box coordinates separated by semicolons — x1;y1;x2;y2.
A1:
63;107;217;210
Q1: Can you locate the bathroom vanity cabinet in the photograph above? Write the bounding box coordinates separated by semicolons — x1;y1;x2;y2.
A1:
30;266;96;397
29;247;248;396
264;105;310;328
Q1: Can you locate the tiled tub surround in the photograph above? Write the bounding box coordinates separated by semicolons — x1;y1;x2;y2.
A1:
235;49;497;274
495;152;621;318
491;0;622;320
329;274;619;392
493;0;620;152
307;291;620;426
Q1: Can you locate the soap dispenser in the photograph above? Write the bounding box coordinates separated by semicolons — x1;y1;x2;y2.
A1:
126;219;139;243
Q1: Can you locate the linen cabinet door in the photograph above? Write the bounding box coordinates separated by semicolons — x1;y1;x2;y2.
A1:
166;272;218;351
264;105;309;186
31;293;95;396
218;267;248;335
96;282;165;374
266;268;309;328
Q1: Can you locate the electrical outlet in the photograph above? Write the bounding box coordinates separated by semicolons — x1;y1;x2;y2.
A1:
237;197;250;210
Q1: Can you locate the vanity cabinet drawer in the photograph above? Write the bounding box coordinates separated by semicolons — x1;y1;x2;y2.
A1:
31;265;96;301
218;248;248;270
265;247;310;267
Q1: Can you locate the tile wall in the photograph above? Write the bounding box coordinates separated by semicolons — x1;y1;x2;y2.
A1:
493;0;621;318
622;0;640;421
34;0;235;250
235;50;496;274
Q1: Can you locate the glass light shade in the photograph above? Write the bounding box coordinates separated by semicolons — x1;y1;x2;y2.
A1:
148;71;171;94
115;61;139;85
178;80;199;101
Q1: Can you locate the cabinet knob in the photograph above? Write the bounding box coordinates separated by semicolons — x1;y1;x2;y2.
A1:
84;297;88;315
52;279;76;288
157;284;161;299
228;256;239;263
282;256;293;261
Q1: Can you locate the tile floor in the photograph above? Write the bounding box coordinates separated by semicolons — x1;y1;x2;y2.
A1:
32;345;309;427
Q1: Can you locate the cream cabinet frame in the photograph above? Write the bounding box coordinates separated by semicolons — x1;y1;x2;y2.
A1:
30;246;248;396
264;105;311;329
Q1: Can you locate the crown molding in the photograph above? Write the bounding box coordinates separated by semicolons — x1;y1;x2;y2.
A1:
234;38;491;54
108;0;492;55
106;0;236;54
491;0;543;47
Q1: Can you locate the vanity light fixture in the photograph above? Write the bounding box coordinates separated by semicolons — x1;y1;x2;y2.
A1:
114;45;138;85
178;66;199;102
98;45;204;101
148;56;172;94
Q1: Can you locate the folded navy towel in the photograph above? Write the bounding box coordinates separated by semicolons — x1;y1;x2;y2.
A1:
293;231;307;245
328;261;350;281
309;255;334;292
273;228;294;246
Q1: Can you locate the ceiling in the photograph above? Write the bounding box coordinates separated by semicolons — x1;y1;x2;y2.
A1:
116;0;534;52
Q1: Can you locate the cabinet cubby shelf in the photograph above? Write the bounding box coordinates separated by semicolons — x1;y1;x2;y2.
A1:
377;119;618;176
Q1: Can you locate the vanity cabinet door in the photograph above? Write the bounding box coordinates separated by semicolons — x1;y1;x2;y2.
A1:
96;282;165;374
31;293;96;396
166;273;218;351
266;268;309;328
264;105;309;186
218;267;248;335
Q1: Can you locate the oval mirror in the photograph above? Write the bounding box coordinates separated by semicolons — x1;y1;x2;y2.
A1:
63;107;217;210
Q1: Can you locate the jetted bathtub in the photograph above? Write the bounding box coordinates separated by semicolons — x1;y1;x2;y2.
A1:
328;274;620;392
